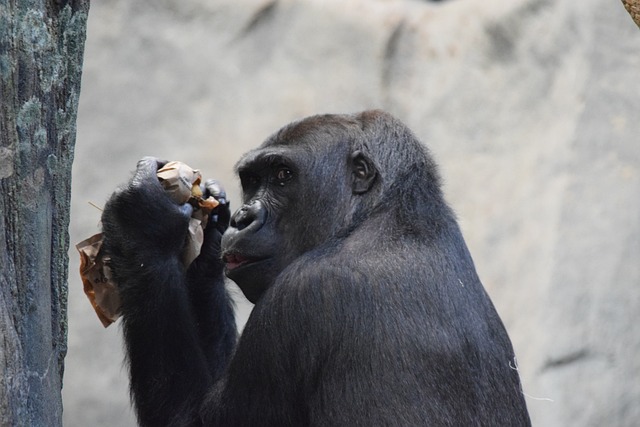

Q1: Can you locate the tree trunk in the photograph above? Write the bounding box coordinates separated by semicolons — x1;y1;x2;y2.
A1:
0;1;90;425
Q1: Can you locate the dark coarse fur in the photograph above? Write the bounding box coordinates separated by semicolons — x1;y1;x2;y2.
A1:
101;111;531;426
101;159;236;427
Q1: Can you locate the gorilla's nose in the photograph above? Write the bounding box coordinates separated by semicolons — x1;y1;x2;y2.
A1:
230;200;266;232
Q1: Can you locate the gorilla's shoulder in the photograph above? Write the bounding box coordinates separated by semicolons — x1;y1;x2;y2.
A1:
269;247;365;295
267;243;408;310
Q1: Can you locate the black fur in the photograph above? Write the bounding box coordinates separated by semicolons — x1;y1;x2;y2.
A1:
101;111;531;426
101;158;236;426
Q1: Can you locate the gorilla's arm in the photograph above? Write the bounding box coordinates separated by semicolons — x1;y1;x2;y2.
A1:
101;158;236;426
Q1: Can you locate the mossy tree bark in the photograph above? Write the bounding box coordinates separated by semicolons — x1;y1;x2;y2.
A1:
0;0;90;425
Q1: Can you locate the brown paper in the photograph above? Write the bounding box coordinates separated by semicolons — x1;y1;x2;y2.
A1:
76;233;121;327
156;161;219;262
78;160;221;327
157;161;202;204
182;217;203;266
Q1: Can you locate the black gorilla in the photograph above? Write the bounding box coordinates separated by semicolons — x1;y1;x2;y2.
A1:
101;110;531;426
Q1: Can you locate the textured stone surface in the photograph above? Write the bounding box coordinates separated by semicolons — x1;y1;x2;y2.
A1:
63;0;640;425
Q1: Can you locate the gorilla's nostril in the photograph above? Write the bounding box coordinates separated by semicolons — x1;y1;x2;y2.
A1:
229;206;246;229
230;201;265;232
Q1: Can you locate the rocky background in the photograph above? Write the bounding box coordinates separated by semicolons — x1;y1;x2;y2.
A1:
62;0;640;425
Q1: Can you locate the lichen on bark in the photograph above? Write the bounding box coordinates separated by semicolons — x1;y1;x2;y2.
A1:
0;1;90;425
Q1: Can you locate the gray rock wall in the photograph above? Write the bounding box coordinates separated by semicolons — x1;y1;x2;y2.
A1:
63;0;640;425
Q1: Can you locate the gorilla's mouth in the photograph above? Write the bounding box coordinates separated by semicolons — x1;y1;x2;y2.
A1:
222;252;263;271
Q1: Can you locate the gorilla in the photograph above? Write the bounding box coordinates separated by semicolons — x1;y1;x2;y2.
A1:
101;110;531;426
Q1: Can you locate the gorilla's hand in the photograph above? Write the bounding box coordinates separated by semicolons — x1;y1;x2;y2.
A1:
101;157;193;268
189;179;230;275
103;162;237;426
204;179;231;235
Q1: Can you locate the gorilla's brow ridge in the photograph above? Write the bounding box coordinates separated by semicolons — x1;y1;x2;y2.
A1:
235;150;296;175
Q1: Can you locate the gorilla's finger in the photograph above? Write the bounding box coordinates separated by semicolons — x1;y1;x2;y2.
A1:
178;202;194;218
204;179;227;205
213;201;231;232
200;179;229;231
131;157;168;187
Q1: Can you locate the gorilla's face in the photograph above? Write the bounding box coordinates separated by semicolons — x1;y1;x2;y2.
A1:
220;146;305;303
220;115;377;303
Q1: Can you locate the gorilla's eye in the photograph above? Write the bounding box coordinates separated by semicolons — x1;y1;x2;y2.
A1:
354;165;367;179
275;167;293;186
240;172;261;190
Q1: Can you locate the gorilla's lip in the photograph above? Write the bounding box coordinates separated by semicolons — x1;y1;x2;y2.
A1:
222;252;266;271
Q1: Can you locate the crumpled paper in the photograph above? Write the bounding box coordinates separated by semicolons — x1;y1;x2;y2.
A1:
157;160;203;204
157;161;219;265
77;161;219;327
76;233;120;327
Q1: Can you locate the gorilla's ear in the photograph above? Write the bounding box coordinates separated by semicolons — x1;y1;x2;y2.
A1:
350;151;377;194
